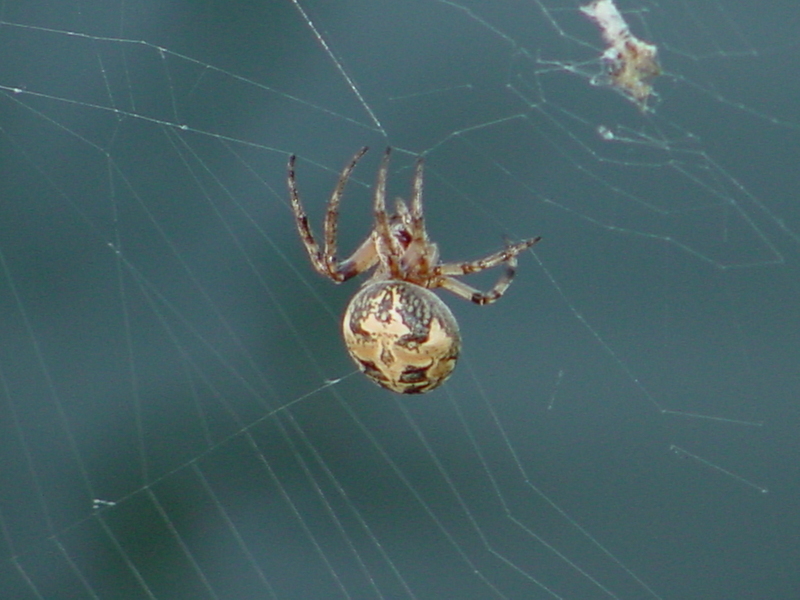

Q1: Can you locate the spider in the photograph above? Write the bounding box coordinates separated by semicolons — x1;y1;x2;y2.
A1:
288;147;540;394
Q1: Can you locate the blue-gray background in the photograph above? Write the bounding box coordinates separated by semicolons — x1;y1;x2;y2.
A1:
1;1;798;599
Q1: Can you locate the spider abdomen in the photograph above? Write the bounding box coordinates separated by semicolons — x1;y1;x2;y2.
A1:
342;281;461;394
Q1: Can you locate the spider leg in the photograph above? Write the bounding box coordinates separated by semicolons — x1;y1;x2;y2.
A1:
410;155;425;231
435;237;541;304
408;155;435;277
288;153;329;277
435;237;541;278
437;272;514;305
374;147;403;278
324;146;369;275
335;234;380;282
288;148;375;283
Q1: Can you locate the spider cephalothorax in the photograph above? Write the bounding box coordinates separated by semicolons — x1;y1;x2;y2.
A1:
288;147;540;393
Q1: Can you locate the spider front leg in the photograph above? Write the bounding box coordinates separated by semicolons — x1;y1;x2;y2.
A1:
287;148;368;282
324;146;369;275
373;147;404;278
408;155;435;278
435;237;541;305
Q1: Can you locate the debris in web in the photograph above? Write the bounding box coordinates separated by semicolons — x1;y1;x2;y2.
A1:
581;0;661;111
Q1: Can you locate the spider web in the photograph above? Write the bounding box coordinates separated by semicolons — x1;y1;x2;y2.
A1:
1;1;799;598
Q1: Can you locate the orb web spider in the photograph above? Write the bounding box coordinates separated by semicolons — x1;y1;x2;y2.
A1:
288;147;540;393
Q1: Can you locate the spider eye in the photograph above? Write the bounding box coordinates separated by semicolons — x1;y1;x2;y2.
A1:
342;281;461;394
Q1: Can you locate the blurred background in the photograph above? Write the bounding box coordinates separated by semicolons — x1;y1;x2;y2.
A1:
1;1;799;598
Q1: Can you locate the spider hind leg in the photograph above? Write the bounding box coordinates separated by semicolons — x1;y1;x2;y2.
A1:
436;236;541;304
